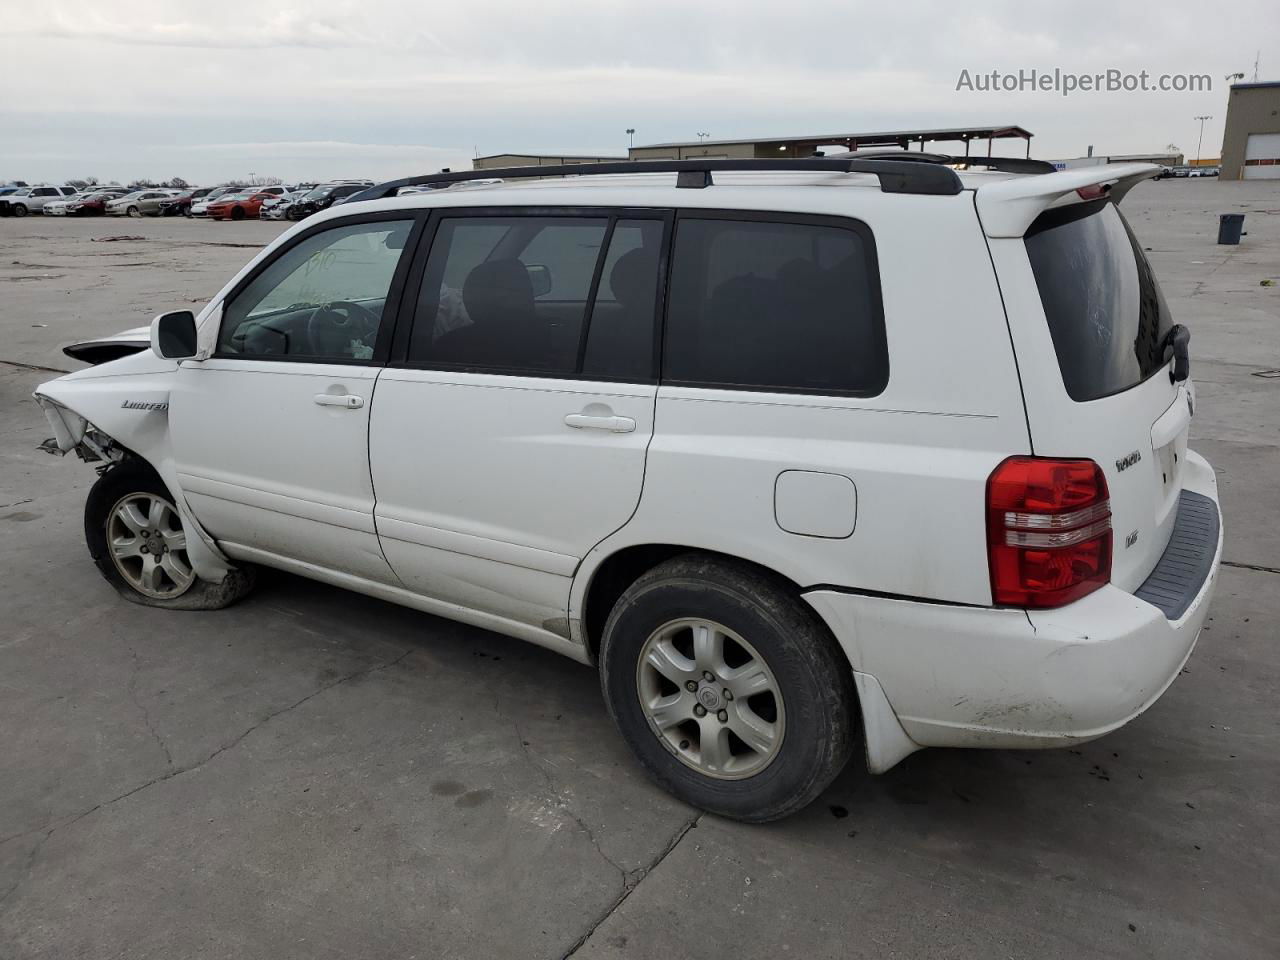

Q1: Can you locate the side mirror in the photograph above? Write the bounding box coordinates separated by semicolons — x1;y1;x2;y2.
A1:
151;310;198;360
526;264;553;298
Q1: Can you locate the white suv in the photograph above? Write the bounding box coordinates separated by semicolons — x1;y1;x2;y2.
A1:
0;184;77;216
34;157;1222;821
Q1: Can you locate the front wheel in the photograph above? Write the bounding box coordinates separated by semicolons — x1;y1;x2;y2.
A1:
12;204;28;217
599;555;857;822
85;459;254;610
230;206;246;221
127;205;140;217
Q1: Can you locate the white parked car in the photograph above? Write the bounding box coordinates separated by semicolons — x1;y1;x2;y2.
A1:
34;157;1222;821
42;192;93;216
261;190;308;221
0;184;77;216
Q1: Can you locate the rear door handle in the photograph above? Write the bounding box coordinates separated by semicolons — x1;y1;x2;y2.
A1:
564;413;636;433
314;393;364;409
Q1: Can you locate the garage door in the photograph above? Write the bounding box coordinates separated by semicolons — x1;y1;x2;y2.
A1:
1243;133;1280;179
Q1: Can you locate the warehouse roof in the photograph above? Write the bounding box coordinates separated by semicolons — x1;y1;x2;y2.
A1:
635;125;1033;150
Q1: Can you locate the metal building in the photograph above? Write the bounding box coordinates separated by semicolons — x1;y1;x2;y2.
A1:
473;152;626;171
626;125;1034;161
1220;81;1280;180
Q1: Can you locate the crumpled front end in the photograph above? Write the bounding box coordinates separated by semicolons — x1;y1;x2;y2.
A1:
32;355;238;583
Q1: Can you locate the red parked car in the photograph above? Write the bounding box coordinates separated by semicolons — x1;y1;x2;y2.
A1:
205;191;277;221
64;189;129;216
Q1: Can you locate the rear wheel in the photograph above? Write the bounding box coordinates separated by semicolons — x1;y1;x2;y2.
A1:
599;555;857;822
85;459;254;610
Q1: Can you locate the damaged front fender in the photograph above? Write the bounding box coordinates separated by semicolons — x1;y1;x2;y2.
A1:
33;352;238;584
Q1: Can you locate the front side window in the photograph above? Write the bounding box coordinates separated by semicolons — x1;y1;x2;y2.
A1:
664;216;887;394
218;219;413;360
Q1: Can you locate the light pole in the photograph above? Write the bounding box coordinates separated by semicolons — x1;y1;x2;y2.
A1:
697;132;709;143
1194;115;1212;166
626;128;635;149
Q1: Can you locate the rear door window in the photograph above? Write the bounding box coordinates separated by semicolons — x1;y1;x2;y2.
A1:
1024;199;1174;402
663;215;887;395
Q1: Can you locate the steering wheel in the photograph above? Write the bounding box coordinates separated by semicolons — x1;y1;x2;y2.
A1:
304;300;380;357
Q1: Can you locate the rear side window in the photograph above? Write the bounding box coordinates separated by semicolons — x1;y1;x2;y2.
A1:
663;216;887;395
1025;199;1174;402
408;215;663;381
411;216;608;373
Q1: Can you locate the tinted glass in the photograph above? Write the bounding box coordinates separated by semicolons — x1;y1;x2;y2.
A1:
409;216;608;373
582;219;663;380
664;217;886;394
1025;200;1174;402
218;219;412;360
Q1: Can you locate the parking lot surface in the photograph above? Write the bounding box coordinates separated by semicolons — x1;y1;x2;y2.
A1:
1;183;1277;958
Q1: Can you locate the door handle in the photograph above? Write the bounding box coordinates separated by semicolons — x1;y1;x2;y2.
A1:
564;413;636;433
314;393;364;409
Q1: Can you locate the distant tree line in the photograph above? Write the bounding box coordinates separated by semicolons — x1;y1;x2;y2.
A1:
58;175;284;190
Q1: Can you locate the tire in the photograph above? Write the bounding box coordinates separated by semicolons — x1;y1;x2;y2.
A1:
230;206;246;221
127;205;140;217
84;458;255;611
599;554;857;822
12;204;28;218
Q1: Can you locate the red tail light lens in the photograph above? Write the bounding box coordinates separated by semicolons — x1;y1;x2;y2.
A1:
986;457;1112;608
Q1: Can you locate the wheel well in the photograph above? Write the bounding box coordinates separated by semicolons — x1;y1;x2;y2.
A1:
581;544;809;662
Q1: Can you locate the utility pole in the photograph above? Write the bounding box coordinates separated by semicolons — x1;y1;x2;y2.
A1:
1194;116;1212;166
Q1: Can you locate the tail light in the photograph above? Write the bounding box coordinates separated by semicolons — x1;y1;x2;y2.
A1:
986;457;1112;608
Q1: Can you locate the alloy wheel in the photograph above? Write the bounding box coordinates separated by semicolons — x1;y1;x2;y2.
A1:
635;618;785;780
106;492;195;599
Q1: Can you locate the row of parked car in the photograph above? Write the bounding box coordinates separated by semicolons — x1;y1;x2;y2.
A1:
1153;165;1221;179
0;181;376;221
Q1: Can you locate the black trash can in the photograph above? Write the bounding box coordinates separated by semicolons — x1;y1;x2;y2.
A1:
1218;213;1245;245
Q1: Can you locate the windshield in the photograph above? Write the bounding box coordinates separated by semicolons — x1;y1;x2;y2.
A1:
1024;199;1174;402
302;188;330;200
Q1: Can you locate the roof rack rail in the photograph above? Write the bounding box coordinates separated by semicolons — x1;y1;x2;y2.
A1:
838;150;1057;175
349;157;964;203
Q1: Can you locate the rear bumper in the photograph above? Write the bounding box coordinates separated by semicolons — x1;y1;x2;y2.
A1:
806;449;1222;766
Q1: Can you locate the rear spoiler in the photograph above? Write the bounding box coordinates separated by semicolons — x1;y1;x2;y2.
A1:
975;163;1161;238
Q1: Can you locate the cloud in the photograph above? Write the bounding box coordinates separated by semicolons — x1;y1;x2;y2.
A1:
26;10;369;49
2;0;1273;183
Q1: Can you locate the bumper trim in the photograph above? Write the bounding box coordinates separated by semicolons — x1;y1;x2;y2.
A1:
1135;490;1220;620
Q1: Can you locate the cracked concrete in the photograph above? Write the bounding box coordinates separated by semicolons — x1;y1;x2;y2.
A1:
1;181;1278;958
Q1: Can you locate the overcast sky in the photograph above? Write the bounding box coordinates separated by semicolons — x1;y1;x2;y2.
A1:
2;0;1276;184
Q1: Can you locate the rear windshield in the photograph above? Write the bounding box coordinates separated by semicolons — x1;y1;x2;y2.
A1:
1025;199;1173;402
